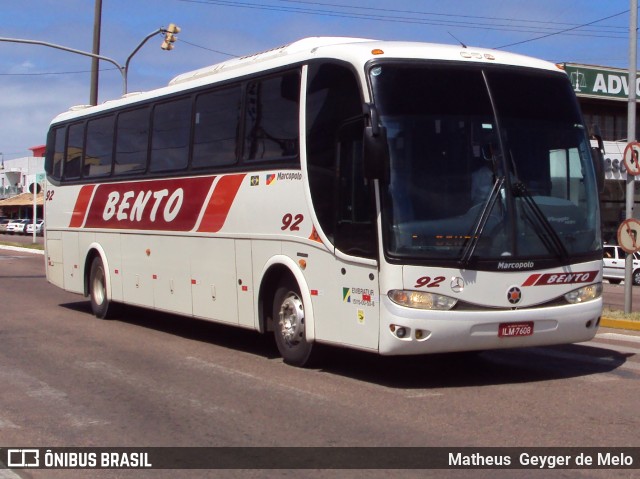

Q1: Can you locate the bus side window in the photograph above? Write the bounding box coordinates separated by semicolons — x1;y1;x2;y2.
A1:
115;107;150;175
46;127;65;180
150;97;191;173
85;115;114;178
244;71;300;161
64;122;84;180
192;85;241;169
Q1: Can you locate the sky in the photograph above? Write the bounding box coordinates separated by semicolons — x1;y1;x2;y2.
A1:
0;0;634;160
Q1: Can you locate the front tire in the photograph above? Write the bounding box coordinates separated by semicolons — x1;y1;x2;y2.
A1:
89;256;118;319
273;278;315;367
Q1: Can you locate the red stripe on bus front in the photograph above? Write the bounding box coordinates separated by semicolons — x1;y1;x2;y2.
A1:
69;185;97;227
197;174;246;233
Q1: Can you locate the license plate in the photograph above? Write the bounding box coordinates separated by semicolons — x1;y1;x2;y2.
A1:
498;321;534;338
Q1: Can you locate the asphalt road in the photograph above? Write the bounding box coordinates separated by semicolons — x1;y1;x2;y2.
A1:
0;247;639;479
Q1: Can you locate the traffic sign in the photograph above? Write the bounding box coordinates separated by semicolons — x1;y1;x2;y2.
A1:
617;218;640;253
623;141;640;176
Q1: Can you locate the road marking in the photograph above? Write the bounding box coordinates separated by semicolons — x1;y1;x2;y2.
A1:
526;347;640;373
587;340;640;356
0;366;109;429
0;470;22;479
597;332;640;344
0;417;20;429
185;356;328;402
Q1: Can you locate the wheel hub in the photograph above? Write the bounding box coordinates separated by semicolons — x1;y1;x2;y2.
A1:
92;268;105;306
278;294;304;345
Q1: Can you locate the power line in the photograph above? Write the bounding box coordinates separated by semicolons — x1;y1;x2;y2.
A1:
179;0;628;39
276;0;627;31
495;9;631;49
179;38;237;56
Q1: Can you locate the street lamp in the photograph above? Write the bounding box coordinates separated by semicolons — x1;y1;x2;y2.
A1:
0;24;180;96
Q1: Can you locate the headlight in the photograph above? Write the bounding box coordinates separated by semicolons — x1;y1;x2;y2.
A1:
564;283;603;304
388;290;458;310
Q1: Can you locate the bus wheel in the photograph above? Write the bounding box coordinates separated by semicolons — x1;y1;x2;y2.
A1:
273;279;314;367
634;269;640;286
89;256;117;319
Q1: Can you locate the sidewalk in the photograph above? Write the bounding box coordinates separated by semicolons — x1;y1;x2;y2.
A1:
0;244;44;255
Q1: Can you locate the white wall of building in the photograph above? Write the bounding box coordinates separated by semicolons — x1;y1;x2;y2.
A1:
0;156;45;198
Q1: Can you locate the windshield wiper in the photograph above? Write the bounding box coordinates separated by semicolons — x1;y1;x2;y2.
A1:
513;182;569;260
460;176;505;268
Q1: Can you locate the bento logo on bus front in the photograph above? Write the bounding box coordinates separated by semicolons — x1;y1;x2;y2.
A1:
522;271;599;287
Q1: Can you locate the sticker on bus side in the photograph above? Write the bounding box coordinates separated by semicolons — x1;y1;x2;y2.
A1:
70;175;245;233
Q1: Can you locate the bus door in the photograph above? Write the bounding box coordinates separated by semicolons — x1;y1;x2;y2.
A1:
325;118;380;350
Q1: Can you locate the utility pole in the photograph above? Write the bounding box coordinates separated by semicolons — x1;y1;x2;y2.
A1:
625;1;638;313
89;0;102;106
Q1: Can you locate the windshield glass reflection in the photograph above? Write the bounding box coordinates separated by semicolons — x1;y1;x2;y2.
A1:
369;63;601;265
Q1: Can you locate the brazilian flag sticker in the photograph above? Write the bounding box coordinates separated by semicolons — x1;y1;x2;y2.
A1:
343;288;351;302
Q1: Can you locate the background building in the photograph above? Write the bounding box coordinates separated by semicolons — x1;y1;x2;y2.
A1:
565;63;640;243
0;145;45;219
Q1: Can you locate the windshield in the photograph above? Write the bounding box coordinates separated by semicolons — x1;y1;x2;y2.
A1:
369;62;601;267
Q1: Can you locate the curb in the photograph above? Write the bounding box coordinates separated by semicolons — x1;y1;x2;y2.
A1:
0;244;44;255
600;317;640;332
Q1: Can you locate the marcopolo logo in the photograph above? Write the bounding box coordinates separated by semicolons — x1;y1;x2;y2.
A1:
277;172;302;180
497;261;534;270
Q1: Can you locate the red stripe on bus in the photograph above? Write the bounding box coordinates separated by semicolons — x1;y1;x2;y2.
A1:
521;274;541;287
198;174;246;233
69;185;96;227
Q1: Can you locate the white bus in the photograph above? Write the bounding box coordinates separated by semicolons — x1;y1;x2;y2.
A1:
44;37;603;367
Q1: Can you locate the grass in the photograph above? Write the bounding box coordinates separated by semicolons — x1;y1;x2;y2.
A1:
602;307;640;322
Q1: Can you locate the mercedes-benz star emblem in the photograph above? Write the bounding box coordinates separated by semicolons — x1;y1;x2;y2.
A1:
451;277;464;293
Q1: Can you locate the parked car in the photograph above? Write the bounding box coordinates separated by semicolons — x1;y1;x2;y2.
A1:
13;220;29;235
25;220;44;236
603;244;640;285
0;218;10;233
5;219;30;235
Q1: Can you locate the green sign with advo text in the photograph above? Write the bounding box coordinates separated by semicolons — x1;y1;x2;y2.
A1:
564;64;640;101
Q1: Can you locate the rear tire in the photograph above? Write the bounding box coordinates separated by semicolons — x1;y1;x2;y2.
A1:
273;278;315;367
89;256;118;319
